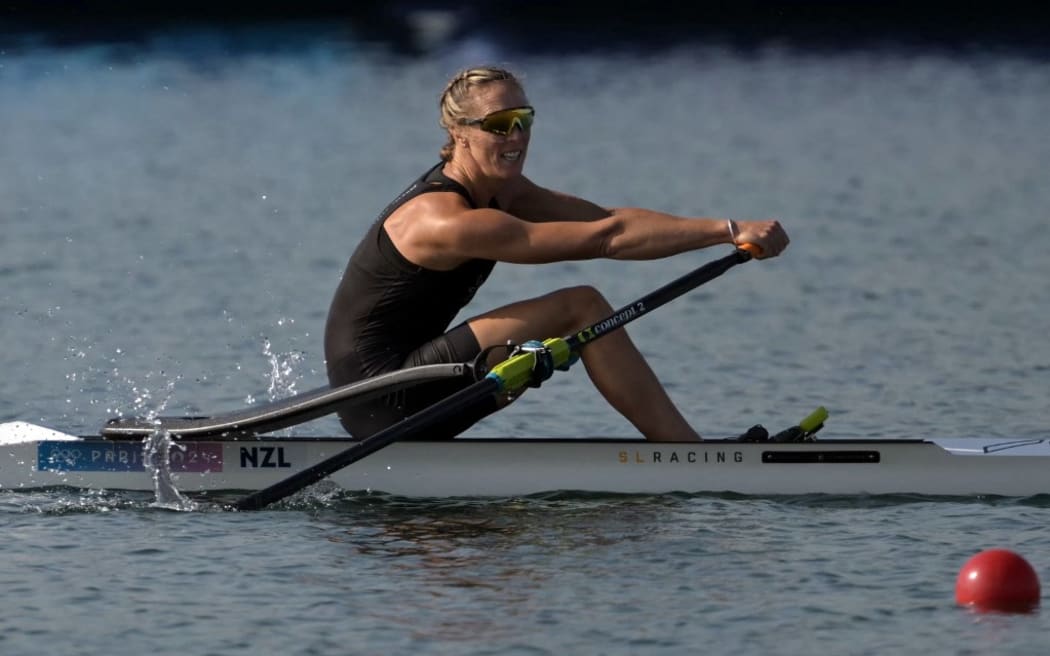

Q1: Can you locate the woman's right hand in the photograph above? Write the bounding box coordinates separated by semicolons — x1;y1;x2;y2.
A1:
734;219;790;258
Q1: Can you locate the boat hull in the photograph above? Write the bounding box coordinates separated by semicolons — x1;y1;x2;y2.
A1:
2;422;1048;498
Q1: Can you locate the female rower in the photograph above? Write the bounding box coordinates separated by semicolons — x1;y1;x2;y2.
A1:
324;65;789;442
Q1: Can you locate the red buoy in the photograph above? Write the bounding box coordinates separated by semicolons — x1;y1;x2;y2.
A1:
955;549;1041;613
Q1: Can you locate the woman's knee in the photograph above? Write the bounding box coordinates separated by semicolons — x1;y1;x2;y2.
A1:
550;285;613;323
467;285;614;348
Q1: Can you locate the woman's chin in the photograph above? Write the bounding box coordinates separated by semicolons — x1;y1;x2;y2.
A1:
493;157;526;178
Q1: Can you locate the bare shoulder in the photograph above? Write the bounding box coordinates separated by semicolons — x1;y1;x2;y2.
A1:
384;190;479;268
500;176;611;223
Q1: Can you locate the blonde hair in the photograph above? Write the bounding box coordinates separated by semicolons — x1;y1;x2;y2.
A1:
438;66;525;162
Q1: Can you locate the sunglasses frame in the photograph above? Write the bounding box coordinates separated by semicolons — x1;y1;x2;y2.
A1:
457;106;535;136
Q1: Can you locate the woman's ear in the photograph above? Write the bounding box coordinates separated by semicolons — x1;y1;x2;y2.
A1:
448;124;467;147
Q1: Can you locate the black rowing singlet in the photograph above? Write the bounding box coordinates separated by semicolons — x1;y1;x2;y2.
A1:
323;163;499;438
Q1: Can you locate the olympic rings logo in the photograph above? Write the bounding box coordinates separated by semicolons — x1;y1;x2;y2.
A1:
45;446;85;467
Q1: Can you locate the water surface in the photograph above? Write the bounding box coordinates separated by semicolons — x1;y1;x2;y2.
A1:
2;21;1049;655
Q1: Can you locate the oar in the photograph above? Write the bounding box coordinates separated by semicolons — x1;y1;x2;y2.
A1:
234;245;761;511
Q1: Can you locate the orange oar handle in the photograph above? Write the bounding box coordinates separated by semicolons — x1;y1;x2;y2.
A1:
737;242;764;257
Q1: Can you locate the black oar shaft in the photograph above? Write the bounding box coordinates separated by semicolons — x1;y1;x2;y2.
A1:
567;248;752;349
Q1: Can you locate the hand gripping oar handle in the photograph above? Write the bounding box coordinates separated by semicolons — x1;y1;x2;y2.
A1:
233;245;760;510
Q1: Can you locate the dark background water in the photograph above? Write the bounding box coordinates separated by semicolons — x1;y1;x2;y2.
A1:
2;5;1050;655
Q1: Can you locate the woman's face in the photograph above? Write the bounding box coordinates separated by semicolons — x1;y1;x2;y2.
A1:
455;80;532;180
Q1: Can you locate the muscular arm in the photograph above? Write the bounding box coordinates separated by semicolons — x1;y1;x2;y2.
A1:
389;178;787;269
460;207;732;263
489;176;737;261
498;177;787;262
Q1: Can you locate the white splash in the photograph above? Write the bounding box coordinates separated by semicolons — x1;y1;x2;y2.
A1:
111;371;197;511
143;427;198;511
263;328;306;402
